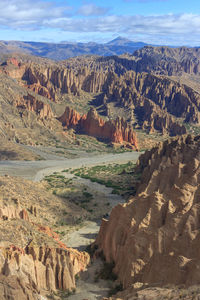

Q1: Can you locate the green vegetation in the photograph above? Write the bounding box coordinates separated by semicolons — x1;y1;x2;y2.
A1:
56;288;76;299
44;173;95;216
71;161;141;198
184;123;200;136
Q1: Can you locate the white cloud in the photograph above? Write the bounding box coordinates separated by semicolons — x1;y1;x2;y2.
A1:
43;13;200;46
44;13;200;35
0;0;199;46
0;0;71;29
77;4;110;16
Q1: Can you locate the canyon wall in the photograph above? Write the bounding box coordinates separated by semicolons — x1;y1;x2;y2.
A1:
2;55;200;137
0;183;90;300
58;106;138;150
132;46;200;76
95;134;200;290
14;93;54;119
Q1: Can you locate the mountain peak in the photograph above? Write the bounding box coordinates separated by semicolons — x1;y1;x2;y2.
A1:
106;36;132;45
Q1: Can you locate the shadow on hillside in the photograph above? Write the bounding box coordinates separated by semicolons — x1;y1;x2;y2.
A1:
0;150;17;160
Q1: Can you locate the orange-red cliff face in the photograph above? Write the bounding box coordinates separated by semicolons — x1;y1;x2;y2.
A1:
58;107;139;150
58;106;82;128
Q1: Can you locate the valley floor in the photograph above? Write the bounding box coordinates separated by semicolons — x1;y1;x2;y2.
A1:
0;146;140;299
0;147;140;181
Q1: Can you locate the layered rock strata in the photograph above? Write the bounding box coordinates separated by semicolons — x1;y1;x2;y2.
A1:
0;178;90;299
95;135;200;290
58;106;138;149
2;55;200;136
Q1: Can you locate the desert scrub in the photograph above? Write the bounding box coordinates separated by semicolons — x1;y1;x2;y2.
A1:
82;191;93;199
56;288;76;299
71;161;140;198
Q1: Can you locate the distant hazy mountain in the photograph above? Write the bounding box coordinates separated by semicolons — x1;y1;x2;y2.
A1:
0;37;149;60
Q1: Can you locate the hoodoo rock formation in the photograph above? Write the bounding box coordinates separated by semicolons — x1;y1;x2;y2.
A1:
58;106;82;128
0;178;90;299
1;56;199;137
132;46;200;76
0;241;89;296
15;93;54;119
95;135;200;291
58;106;139;150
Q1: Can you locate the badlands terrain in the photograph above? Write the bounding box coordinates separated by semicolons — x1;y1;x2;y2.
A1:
1;44;200;299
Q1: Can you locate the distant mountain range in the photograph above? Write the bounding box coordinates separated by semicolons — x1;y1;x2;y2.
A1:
0;37;149;60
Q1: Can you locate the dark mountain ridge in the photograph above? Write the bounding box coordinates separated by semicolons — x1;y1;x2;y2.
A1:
0;37;149;60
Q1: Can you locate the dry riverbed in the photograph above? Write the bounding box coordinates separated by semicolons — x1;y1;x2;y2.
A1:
0;147;141;299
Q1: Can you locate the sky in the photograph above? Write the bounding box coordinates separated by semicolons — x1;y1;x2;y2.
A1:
0;0;199;46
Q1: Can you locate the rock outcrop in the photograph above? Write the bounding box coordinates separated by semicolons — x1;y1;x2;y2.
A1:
0;177;90;299
95;135;200;291
58;107;139;149
58;106;82;128
0;205;29;221
15;93;54;119
8;59;198;136
1;54;200;137
132;46;200;76
99;71;200;134
0;241;89;295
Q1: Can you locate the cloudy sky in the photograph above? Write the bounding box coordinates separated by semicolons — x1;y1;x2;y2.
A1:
0;0;199;46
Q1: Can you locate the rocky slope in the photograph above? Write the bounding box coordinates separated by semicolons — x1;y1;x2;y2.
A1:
132;46;200;76
95;134;200;294
2;56;198;137
0;175;90;299
0;65;66;146
0;138;42;160
1;52;200;146
58;106;138;149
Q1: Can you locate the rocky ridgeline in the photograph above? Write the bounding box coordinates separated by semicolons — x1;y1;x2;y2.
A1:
58;106;138;150
24;66;190;136
1;55;200;137
132;46;200;76
0;192;89;300
95;135;200;295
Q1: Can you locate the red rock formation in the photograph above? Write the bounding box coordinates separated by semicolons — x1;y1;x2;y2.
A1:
7;57;21;67
15;93;54;119
0;56;196;137
58;107;138;150
58;106;81;128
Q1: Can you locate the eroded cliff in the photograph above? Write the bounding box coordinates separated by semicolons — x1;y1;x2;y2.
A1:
95;135;200;291
58;106;139;149
0;176;90;300
2;55;199;137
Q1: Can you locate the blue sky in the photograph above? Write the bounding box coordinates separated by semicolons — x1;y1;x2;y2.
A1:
0;0;199;46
